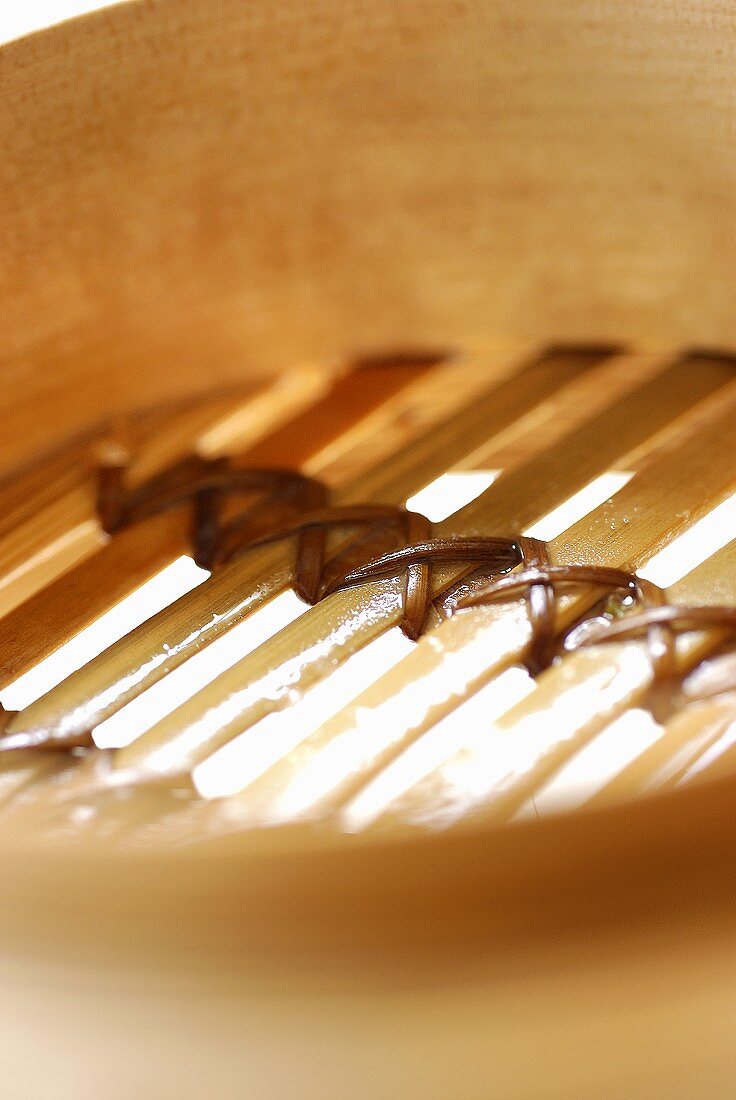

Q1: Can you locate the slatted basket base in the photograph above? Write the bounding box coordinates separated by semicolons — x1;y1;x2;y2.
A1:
2;341;736;848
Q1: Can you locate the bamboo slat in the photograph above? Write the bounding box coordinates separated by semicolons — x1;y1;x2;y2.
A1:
5;345;588;753
0;512;184;687
680;732;736;785
121;388;274;484
586;696;736;807
0;438;95;539
0;388;264;622
300;353;536;486
236;357;438;472
112;354;736;779
459;351;664;473
195;363;333;459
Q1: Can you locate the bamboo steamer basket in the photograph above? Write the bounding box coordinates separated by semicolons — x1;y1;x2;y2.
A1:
0;2;735;1095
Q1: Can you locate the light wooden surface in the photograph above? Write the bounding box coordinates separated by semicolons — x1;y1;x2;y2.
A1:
4;0;736;475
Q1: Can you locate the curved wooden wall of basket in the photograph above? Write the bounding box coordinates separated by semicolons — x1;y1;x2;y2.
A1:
1;2;736;1096
3;0;736;471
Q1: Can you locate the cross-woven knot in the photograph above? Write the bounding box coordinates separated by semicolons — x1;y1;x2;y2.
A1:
97;452;329;570
219;505;432;605
325;533;527;640
454;542;661;674
576;602;736;691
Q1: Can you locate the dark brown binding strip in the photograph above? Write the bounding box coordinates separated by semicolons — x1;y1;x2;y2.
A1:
458;557;736;711
213;506;431;605
326;536;639;658
576;604;736;704
97;454;329;569
10;437;736;753
97;452;439;607
100;442;494;638
324;535;524;641
455;554;662;675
